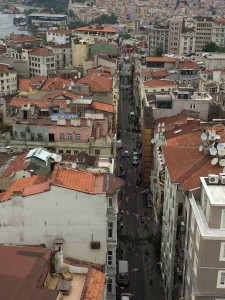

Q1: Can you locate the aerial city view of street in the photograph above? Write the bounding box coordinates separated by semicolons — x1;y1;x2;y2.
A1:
1;0;225;299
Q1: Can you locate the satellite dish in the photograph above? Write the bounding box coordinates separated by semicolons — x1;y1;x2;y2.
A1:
158;123;161;127
217;143;224;150
151;139;155;144
215;135;221;140
162;128;165;133
218;149;225;157
70;81;75;86
162;122;165;127
66;100;71;105
219;159;225;167
63;84;66;88
74;76;77;80
199;146;203;152
211;158;218;165
55;155;62;162
209;147;217;156
201;132;207;141
157;127;160;133
68;86;72;91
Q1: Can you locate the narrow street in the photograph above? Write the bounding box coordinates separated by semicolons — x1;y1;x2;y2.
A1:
116;61;165;300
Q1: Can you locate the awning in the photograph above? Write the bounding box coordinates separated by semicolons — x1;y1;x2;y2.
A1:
53;238;65;244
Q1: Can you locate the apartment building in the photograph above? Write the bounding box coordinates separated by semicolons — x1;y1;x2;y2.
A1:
179;31;195;55
168;16;183;55
150;120;225;300
46;43;72;69
185;175;225;300
0;63;17;96
27;13;67;29
8;94;116;157
148;24;169;55
46;28;72;45
0;159;123;299
178;58;200;87
73;25;117;43
211;18;225;47
194;17;213;53
28;47;55;77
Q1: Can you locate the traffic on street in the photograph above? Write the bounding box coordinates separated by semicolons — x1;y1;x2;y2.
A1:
116;61;165;300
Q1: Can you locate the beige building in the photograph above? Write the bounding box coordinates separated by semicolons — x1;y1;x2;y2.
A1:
185;175;225;300
212;18;225;47
179;31;195;55
148;24;169;55
0;63;17;97
168;16;183;55
194;17;213;53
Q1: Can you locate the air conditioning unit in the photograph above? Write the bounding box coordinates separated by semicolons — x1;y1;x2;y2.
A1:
208;174;219;184
90;241;100;249
220;176;225;185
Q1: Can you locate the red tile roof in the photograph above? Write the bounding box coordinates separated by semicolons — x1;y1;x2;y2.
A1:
214;18;225;24
0;152;29;179
0;63;14;74
48;28;72;34
83;268;106;300
146;57;177;63
76;74;112;92
19;77;47;91
8;35;42;44
151;70;169;78
144;79;176;87
19;79;30;92
41;78;72;91
162;124;225;191
74;25;116;33
92;101;114;113
29;48;54;56
178;59;200;70
10;97;70;109
0;245;57;300
0;174;48;201
23;182;51;196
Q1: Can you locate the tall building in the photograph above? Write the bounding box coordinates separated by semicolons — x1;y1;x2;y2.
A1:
212;18;225;47
168;16;183;55
0;63;17;97
194;17;213;53
179;31;196;55
148;24;169;55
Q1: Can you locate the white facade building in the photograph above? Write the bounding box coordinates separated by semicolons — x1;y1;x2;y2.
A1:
0;63;17;97
28;47;55;77
46;29;72;45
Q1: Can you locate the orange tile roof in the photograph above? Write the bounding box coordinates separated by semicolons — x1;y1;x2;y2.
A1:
83;268;106;300
41;78;73;91
51;166;105;194
76;74;112;93
146;57;177;63
29;48;54;56
10;97;70;109
0;64;11;74
19;79;30;92
151;70;169;78
162;124;225;191
10;35;42;43
0;174;48;201
144;79;175;87
178;59;200;70
48;28;72;34
92;101;114;113
19;76;47;91
214;18;225;24
45;90;78;100
0;152;29;179
74;25;116;33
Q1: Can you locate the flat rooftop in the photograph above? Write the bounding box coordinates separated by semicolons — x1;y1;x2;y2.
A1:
206;184;225;206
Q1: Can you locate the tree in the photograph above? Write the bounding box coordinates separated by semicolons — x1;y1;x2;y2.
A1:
68;9;76;18
154;44;163;57
202;41;218;52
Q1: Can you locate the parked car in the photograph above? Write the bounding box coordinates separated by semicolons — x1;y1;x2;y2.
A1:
121;293;133;300
132;155;139;165
124;151;130;158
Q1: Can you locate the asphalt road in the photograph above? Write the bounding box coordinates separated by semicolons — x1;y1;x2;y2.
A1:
117;63;165;300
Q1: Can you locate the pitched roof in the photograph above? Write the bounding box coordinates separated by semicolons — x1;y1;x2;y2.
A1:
83;268;106;300
41;78;73;91
10;97;70;109
48;28;72;34
0;174;48;201
146;57;177;63
144;79;176;87
29;48;54;56
92;101;114;113
0;63;14;74
74;25;116;33
178;59;200;70
0;152;29;179
76;74;112;92
19;76;47;91
162;124;225;191
8;35;42;43
0;245;57;300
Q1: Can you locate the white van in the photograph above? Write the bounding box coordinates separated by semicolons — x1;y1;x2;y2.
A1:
117;260;129;285
121;293;132;300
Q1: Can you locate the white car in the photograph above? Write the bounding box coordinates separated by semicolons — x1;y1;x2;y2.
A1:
132;155;139;165
121;293;132;300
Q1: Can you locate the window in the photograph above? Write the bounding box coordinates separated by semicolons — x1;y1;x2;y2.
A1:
60;133;65;140
21;132;25;139
95;149;100;155
191;212;195;232
217;271;225;288
108;197;113;208
107;278;113;293
108;222;113;238
67;133;72;140
220;242;225;261
75;134;80;141
66;150;71;154
220;209;225;228
195;228;200;250
107;250;113;266
74;150;79;154
58;150;64;154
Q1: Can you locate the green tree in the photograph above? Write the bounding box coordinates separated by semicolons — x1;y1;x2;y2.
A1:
202;41;218;52
68;9;76;18
154;44;163;57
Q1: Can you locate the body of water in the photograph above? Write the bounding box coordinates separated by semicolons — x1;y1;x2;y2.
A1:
0;13;29;39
